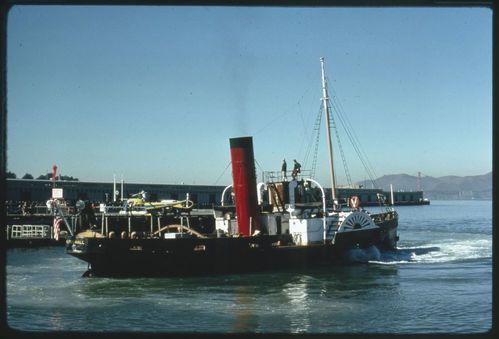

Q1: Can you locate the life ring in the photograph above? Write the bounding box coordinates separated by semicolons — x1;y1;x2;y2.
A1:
349;195;360;209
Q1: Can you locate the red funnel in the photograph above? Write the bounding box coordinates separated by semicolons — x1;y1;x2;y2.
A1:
229;137;261;236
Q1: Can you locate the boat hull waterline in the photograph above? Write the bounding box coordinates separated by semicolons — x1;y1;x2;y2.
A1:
67;220;396;278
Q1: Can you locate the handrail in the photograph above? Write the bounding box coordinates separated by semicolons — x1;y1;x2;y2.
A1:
153;224;206;238
262;170;313;183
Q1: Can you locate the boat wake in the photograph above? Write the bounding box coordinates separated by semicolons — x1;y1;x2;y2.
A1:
371;246;441;264
369;238;491;265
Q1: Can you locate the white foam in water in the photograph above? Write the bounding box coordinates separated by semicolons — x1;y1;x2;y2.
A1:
412;238;491;263
370;238;492;265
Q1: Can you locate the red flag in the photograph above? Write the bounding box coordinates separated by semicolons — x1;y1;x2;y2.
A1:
51;165;58;182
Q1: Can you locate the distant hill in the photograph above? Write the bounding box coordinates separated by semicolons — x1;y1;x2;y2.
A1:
358;172;492;200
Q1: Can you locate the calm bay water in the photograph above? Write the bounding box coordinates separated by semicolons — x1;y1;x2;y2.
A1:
6;200;492;334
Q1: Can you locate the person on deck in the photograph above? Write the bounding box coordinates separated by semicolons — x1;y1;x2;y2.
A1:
292;159;301;179
81;201;97;230
281;159;287;181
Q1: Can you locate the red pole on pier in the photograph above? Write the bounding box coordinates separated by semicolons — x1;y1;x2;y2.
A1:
229;137;260;236
51;164;58;188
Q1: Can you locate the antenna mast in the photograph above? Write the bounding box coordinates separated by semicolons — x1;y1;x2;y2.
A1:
320;57;337;207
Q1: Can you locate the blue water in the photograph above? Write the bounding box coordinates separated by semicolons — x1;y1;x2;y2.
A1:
5;200;492;334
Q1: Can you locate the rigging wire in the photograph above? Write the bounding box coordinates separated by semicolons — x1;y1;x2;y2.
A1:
335;105;379;182
252;76;316;137
302;104;323;178
328;103;353;187
310;106;323;179
329;80;379;180
254;158;266;182
213;161;231;185
331;96;377;187
326;75;379;188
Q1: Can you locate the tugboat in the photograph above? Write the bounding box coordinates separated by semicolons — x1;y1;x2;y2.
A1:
65;58;398;277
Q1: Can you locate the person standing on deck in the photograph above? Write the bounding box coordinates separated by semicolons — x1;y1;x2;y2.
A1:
281;159;287;181
292;159;301;179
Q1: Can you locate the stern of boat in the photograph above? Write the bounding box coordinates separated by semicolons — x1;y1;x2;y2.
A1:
371;210;399;250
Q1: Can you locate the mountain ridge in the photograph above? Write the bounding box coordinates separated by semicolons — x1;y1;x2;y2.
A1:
358;172;492;200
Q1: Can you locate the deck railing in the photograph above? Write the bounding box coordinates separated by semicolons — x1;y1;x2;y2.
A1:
8;224;52;239
261;170;313;183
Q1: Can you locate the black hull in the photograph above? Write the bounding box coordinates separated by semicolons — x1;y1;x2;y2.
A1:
67;225;394;278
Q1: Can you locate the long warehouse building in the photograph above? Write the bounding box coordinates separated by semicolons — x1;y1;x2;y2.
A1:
6;179;427;208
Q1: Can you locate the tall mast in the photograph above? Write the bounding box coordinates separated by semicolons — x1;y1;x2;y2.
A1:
320;57;337;207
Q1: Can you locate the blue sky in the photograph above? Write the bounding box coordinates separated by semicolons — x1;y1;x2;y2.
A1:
7;5;492;186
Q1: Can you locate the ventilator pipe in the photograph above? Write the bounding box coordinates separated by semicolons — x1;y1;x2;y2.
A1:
220;184;233;206
305;178;327;243
257;182;267;205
